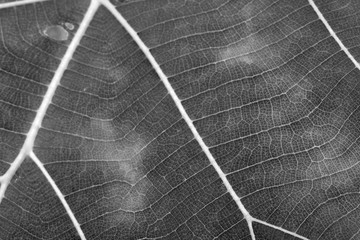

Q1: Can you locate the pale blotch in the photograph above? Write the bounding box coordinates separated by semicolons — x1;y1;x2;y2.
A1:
240;1;257;21
112;139;147;184
90;106;151;228
287;85;308;103
218;35;262;66
90;119;146;179
43;25;69;41
122;179;151;211
108;65;129;83
89;109;148;181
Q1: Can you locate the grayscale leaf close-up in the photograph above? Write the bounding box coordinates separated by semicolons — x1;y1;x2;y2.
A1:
1;0;360;239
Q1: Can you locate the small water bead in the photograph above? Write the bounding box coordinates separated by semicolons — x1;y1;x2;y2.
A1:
64;22;75;30
43;25;69;41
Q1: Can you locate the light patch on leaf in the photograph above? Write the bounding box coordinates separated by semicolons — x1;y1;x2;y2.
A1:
89;109;149;185
218;35;260;65
288;85;309;103
108;64;130;86
217;0;266;66
239;1;258;22
122;181;150;211
109;141;146;184
90;109;151;219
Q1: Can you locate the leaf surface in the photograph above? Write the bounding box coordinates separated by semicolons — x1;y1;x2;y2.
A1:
1;0;360;239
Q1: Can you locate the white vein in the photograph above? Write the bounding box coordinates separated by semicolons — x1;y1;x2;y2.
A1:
0;0;100;239
0;0;48;9
253;218;309;240
308;0;360;70
30;151;87;240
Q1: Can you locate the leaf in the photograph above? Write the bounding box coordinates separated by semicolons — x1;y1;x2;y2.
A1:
0;0;360;239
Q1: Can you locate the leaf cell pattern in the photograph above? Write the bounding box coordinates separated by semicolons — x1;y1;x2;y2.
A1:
0;0;360;240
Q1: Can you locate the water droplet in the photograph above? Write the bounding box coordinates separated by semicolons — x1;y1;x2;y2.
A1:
64;22;75;30
43;25;69;41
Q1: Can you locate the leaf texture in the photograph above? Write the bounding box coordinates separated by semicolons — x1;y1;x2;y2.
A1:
1;0;360;239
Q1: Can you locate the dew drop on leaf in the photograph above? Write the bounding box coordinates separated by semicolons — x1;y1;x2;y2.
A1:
43;25;69;41
64;22;75;30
